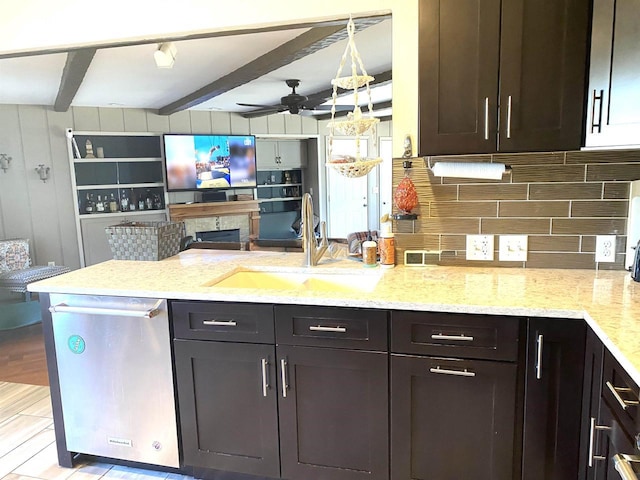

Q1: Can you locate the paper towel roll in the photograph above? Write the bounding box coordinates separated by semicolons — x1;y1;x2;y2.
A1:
431;162;506;180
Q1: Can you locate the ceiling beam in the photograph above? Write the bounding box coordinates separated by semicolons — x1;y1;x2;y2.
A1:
314;100;393;121
53;48;96;112
239;69;393;119
158;18;385;115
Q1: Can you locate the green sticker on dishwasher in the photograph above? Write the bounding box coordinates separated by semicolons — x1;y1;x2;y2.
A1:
68;335;85;354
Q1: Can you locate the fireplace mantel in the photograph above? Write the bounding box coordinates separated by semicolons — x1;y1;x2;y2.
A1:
168;200;260;239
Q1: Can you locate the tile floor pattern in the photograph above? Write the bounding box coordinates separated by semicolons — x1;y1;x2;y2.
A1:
0;382;192;480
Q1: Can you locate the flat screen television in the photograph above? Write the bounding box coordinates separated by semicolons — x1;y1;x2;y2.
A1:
163;134;257;191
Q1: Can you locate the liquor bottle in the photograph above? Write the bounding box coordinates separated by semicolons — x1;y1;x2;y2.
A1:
153;194;162;210
138;192;145;211
145;189;153;210
109;193;118;213
120;190;129;212
96;195;105;213
129;189;136;211
84;193;94;214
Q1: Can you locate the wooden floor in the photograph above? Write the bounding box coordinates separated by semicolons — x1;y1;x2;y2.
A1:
0;324;49;387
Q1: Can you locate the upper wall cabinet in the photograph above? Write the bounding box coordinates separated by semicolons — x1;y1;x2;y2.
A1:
585;0;640;148
256;139;307;170
418;0;590;156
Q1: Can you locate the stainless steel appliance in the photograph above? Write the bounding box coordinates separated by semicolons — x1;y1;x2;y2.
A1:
49;294;179;467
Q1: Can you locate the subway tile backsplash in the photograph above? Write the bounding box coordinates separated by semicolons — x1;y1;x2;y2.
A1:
392;149;638;270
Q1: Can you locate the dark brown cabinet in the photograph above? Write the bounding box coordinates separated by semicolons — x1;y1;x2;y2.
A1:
585;0;640;148
174;340;280;478
391;355;518;479
418;0;590;155
277;346;389;480
522;318;586;480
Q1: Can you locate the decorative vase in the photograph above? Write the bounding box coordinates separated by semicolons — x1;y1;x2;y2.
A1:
393;176;419;219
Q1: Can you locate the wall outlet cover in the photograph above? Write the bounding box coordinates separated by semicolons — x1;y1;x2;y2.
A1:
499;235;528;262
595;235;616;263
466;235;494;261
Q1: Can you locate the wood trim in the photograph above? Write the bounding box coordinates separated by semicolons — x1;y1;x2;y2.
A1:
54;48;97;112
159;18;385;115
168;200;260;221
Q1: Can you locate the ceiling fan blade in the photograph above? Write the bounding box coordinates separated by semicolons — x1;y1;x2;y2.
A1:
310;104;354;111
236;102;281;110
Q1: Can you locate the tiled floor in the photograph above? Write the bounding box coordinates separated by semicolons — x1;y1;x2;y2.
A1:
0;382;192;480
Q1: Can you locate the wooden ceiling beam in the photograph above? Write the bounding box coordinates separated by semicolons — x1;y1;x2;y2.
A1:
159;18;385;115
53;48;96;112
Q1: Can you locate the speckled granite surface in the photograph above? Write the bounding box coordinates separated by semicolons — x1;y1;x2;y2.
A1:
29;249;640;385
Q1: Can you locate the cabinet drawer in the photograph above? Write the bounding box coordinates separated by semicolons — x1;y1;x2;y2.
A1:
275;305;388;351
602;350;640;434
391;311;521;361
172;301;274;343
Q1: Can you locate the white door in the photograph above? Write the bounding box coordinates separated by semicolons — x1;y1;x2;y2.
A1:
327;138;369;238
379;138;393;218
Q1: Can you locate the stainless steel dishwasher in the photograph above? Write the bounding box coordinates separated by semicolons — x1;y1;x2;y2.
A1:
49;293;179;468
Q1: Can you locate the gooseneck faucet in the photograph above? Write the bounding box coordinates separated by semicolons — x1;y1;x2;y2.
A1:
302;193;329;267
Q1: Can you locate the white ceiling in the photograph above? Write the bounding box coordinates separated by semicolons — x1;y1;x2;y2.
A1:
0;19;392;115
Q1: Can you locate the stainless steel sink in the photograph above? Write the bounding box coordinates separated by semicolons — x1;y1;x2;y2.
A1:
205;269;380;293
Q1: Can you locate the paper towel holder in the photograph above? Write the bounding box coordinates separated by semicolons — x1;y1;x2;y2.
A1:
425;158;512;179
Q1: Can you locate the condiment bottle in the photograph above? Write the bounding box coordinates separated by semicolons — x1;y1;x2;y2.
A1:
362;235;377;268
379;223;395;268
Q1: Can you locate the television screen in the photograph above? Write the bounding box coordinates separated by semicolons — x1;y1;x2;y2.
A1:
163;134;257;191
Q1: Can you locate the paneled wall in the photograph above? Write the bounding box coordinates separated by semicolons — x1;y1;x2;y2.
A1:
392;150;639;270
0;105;320;270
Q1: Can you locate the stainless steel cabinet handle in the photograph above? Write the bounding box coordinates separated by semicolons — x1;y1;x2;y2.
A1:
261;359;269;397
591;89;604;133
506;95;513;139
431;333;474;342
309;325;346;333
280;359;288;398
430;366;476;377
49;300;163;318
606;381;640;411
202;320;237;327
535;334;543;380
613;454;640;480
484;97;490;140
588;417;612;466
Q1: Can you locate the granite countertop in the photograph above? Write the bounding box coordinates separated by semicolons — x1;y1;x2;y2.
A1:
30;249;640;385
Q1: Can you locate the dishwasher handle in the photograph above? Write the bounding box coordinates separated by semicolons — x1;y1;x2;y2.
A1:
613;454;640;480
49;300;163;319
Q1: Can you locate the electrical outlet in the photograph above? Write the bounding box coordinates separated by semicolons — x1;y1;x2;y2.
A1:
499;235;528;262
47;261;55;266
466;235;494;261
595;235;616;263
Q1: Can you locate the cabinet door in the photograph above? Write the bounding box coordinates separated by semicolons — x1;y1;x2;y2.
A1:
391;355;517;480
278;346;388;480
418;0;501;155
585;0;640;148
579;328;605;480
499;0;590;152
277;140;307;169
522;318;586;480
174;340;280;477
256;139;279;170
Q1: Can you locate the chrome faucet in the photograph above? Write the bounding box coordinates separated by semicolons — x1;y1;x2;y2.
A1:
302;193;328;267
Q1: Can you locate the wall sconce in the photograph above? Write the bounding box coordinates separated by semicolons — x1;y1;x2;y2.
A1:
35;164;50;183
0;154;11;172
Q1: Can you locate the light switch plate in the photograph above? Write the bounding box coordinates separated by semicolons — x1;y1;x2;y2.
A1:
499;235;528;262
595;235;616;263
466;235;494;261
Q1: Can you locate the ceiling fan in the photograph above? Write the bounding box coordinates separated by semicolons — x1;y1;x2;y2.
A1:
237;79;352;116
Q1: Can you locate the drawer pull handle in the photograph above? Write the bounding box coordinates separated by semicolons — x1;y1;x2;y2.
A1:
431;333;474;341
430;366;476;377
309;325;346;333
202;320;237;327
484;97;490;140
535;334;543;380
280;359;289;398
506;95;513;139
261;359;269;397
606;381;640;411
613;454;640;480
588;417;612;466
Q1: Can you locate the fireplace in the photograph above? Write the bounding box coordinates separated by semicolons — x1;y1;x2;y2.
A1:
196;229;241;243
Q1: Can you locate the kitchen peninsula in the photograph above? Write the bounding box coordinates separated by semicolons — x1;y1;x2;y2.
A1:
29;250;640;480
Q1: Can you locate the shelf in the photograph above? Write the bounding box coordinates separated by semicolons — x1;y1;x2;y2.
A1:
259;197;302;203
79;209;168;218
257;183;303;188
73;157;162;163
76;182;165;190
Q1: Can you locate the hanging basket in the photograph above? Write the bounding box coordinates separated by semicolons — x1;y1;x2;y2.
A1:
327;158;383;178
331;75;375;90
329;117;379;136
